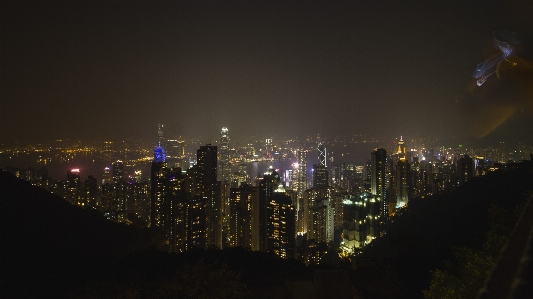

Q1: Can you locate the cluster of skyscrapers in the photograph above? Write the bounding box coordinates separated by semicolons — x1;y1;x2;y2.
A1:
6;126;529;264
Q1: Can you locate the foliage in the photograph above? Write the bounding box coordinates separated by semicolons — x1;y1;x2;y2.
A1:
156;260;249;299
423;204;524;299
70;260;249;299
359;167;533;298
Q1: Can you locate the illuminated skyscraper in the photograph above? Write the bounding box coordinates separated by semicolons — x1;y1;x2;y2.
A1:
151;125;167;229
228;183;257;249
265;138;273;158
197;144;221;248
110;160;126;221
158;124;164;146
150;144;167;228
218;127;231;182
112;160;124;184
258;167;295;258
305;188;334;243
318;141;326;167
102;166;112;185
397;136;406;160
393;137;409;210
371;148;387;233
314;140;328;188
166;139;184;159
83;175;97;208
313;164;329;188
395;159;409;209
341;194;367;255
258;167;280;252
270;188;296;259
149;125;188;251
66;169;81;205
296;148;307;233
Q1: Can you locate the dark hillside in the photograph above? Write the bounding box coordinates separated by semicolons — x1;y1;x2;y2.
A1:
360;162;533;298
0;170;308;298
0;169;159;298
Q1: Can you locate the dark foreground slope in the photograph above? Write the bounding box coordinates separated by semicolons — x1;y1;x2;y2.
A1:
0;170;308;299
360;162;533;298
0;170;159;298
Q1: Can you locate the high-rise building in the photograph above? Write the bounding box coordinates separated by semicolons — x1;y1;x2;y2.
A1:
269;188;296;259
66;169;81;205
318;141;326;167
395;136;410;210
296;149;307;233
230;163;248;188
112;160;124;184
341;194;367;255
258;167;295;258
83;175;97;208
197;144;221;248
102;166;112;185
158;124;164;146
131;180;151;225
397;136;406;160
151;124;168;228
150;144;167;229
166;139;184;159
228;183;257;249
457;154;474;186
371;148;387;234
313;164;329;188
395;159;410;209
150;125;189;251
305;188;334;243
265;138;273;158
218;127;231;182
258;167;280;252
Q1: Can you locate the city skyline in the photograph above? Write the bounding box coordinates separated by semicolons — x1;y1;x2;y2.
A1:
2;1;532;145
2;119;533;298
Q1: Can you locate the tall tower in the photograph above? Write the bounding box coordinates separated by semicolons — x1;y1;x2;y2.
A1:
296;148;307;233
158;124;164;146
396;159;409;208
371;148;387;233
228;183;257;249
218;127;231;182
395;136;409;209
197;144;221;248
397;136;406;160
297;149;308;193
258;166;295;258
314;139;328;188
318;141;326;167
150;135;167;229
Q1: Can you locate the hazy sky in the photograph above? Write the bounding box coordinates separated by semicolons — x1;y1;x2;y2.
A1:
1;0;532;145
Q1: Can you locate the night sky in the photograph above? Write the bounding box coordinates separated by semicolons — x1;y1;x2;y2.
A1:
1;0;532;145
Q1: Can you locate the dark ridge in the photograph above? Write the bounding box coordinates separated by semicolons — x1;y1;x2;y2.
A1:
0;169;160;298
0;170;308;298
360;162;533;298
